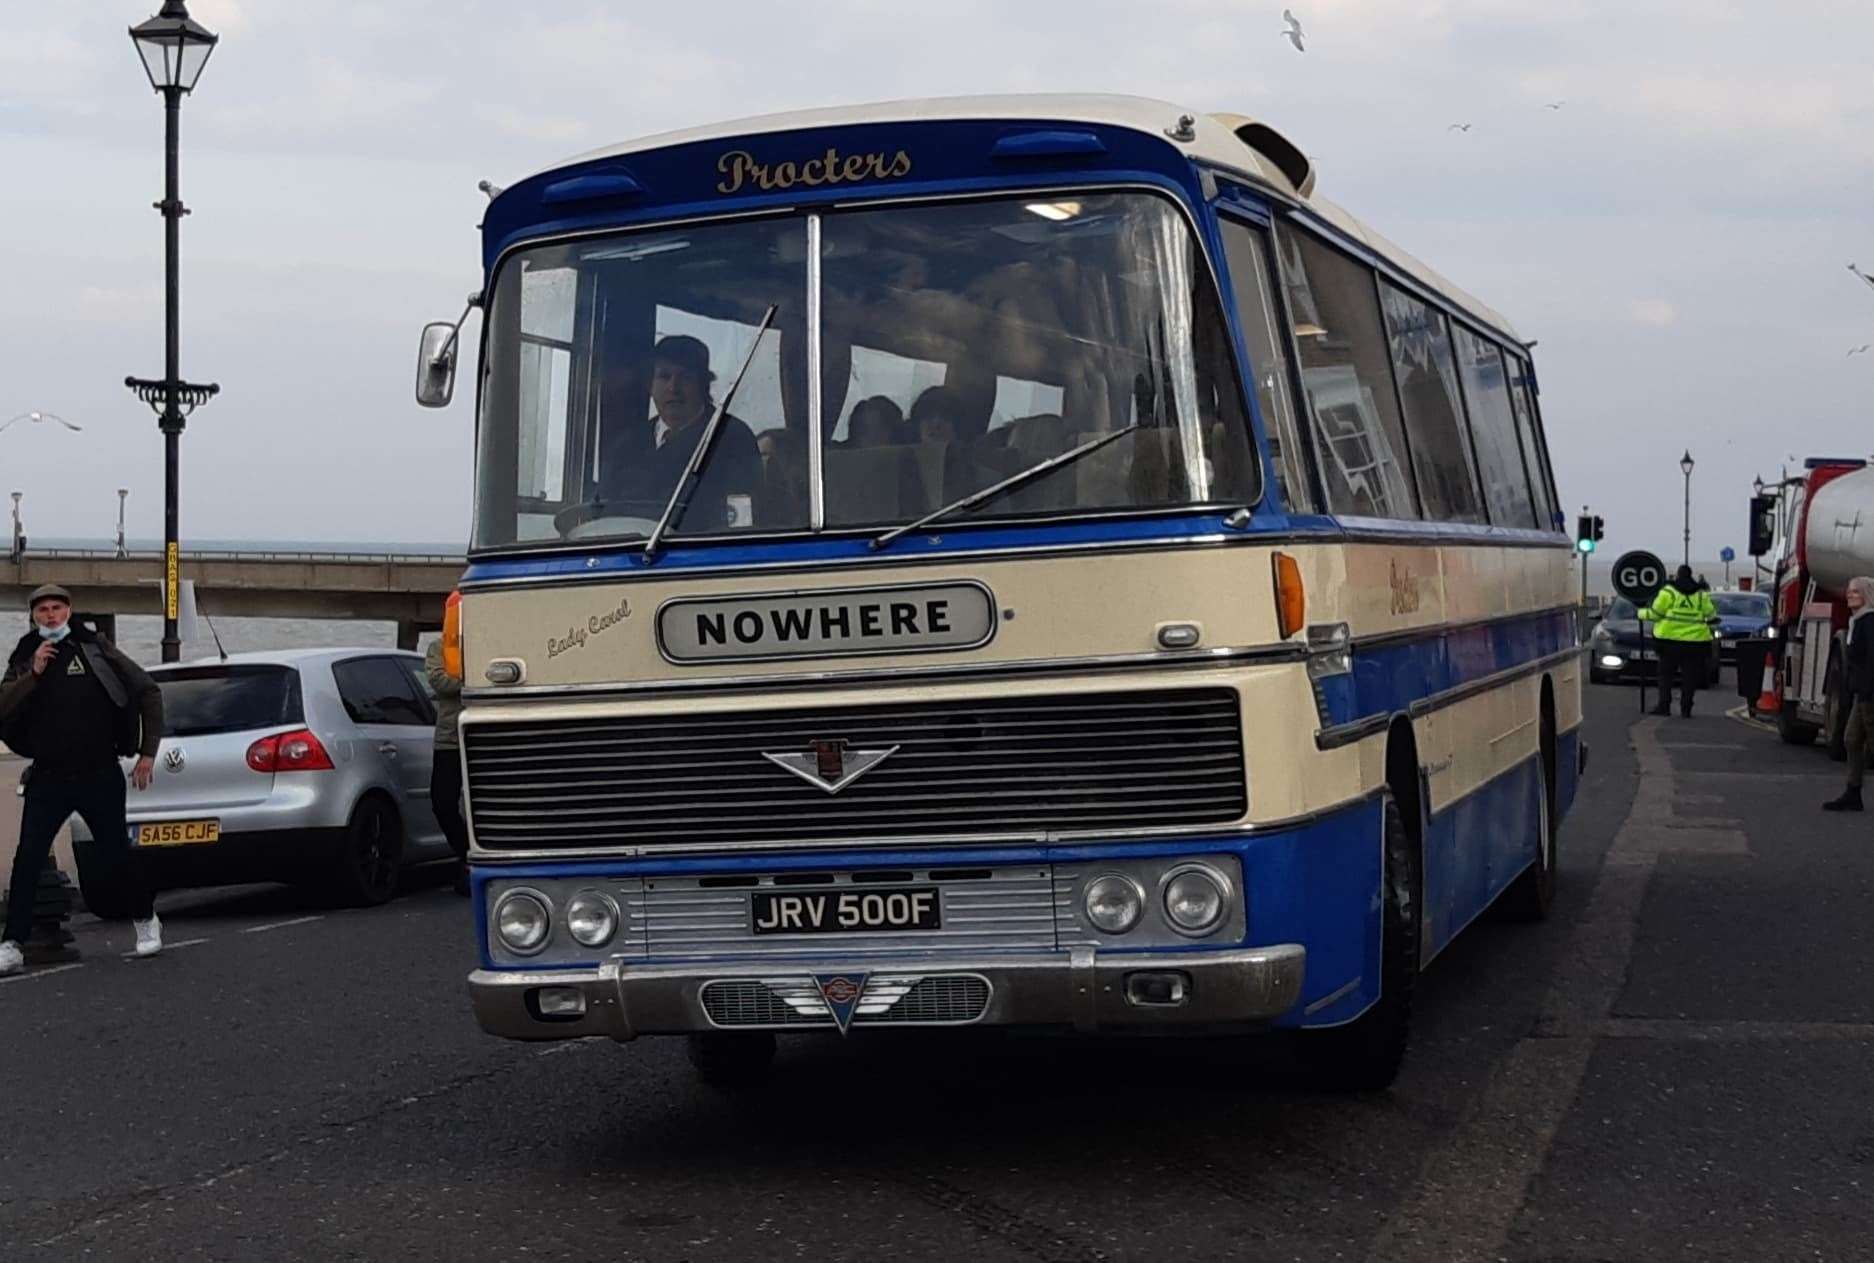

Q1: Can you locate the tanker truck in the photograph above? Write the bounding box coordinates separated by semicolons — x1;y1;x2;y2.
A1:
1765;457;1874;752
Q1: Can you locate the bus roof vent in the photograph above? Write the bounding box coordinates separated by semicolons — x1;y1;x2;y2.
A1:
1209;114;1316;199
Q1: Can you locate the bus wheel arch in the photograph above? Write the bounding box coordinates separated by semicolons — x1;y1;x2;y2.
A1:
1501;681;1559;921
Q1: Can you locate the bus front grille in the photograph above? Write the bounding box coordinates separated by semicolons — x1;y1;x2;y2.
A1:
463;687;1246;852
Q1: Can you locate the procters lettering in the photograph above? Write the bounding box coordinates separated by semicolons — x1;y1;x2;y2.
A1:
716;146;913;195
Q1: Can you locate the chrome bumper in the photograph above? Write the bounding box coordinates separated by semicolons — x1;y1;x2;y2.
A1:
468;944;1307;1041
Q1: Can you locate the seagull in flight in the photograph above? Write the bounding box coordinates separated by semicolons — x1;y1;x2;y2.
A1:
1448;122;1473;132
1851;263;1874;291
1544;100;1567;110
0;410;83;434
1282;9;1305;51
1850;345;1871;357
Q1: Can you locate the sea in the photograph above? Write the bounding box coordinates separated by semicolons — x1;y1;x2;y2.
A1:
14;537;465;669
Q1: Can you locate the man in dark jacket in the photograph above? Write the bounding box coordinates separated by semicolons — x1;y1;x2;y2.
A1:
0;584;165;973
596;335;762;534
1824;576;1874;811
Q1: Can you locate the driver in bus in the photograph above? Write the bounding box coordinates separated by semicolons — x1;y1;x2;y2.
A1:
599;335;762;531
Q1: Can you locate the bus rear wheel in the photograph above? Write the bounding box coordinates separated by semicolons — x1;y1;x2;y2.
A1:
1307;796;1418;1092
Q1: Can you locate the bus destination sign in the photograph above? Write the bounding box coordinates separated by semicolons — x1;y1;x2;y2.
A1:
658;582;996;663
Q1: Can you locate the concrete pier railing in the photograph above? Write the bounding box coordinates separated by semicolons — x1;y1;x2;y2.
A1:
2;548;465;648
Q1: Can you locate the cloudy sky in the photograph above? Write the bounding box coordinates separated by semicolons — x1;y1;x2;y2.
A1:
2;0;1870;560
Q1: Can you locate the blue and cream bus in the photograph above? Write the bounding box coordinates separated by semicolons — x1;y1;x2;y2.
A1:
418;95;1581;1089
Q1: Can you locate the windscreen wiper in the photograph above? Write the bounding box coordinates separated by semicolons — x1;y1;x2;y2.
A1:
870;423;1143;553
642;304;777;563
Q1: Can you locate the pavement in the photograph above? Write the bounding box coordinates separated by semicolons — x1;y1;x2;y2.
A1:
2;683;1870;1261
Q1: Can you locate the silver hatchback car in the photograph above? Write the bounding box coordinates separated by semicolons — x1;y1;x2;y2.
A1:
71;648;453;911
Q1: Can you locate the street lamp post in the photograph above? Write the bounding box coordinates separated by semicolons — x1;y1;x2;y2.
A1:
125;0;220;664
1680;450;1695;568
8;492;21;564
116;489;130;558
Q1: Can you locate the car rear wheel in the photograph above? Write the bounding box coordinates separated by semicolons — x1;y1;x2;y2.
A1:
330;796;402;907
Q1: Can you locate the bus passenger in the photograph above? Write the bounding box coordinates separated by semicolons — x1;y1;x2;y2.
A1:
846;396;906;447
910;386;981;446
600;335;762;531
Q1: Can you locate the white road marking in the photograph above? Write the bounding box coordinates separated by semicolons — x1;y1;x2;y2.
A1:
239;915;324;935
1370;720;1752;1262
121;936;210;959
0;962;85;986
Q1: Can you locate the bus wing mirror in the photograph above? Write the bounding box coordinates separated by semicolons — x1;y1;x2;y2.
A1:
415;321;458;408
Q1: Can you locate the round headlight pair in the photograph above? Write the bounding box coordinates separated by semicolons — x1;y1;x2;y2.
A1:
492;889;618;954
1082;865;1229;937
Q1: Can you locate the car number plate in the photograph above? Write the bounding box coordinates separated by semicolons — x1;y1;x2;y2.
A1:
751;887;940;935
134;819;220;847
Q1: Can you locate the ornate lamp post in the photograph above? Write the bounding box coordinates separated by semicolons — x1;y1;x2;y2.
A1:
124;0;220;663
1679;450;1695;568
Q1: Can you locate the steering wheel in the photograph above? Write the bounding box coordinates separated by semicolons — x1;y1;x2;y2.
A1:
552;498;666;540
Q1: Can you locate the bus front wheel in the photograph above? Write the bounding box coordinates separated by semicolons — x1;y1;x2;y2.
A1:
1307;796;1418;1092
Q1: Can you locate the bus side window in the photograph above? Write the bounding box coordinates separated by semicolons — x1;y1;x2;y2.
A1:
1377;282;1485;525
1218;218;1316;515
1505;353;1558;530
1272;224;1420;521
1451;325;1538;529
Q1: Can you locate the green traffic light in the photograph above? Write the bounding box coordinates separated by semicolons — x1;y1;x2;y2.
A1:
1576;538;1595;554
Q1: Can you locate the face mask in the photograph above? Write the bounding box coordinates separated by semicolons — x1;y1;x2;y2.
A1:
36;622;70;643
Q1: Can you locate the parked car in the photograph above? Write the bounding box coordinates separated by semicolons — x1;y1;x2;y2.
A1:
1587;596;1721;685
71;648;452;914
1710;589;1774;664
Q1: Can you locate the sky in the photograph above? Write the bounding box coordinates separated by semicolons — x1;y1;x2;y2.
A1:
1;0;1870;557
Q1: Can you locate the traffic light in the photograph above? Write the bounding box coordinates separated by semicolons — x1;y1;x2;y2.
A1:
1576;513;1605;554
1748;495;1776;557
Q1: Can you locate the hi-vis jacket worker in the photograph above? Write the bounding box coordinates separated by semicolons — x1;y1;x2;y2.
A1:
1640;566;1720;718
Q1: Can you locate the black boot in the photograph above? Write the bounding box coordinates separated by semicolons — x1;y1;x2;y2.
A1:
1823;787;1864;812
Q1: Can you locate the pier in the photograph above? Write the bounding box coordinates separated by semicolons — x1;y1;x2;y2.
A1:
1;547;463;648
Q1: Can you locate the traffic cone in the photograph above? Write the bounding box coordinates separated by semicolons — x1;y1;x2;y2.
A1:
1757;669;1782;716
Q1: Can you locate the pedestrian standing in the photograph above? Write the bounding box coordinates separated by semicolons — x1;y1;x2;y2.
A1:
0;585;165;975
1642;565;1720;718
1823;576;1874;812
424;636;469;896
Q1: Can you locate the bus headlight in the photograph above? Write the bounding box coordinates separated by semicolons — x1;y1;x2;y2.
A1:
1084;875;1144;934
1162;866;1228;935
565;891;619;947
494;890;551;955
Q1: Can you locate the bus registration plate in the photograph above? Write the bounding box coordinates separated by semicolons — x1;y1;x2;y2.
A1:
752;888;940;935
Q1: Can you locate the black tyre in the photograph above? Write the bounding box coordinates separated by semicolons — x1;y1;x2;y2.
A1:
330;796;402;907
1307;796;1418;1092
687;1032;776;1090
1501;723;1559;922
1778;700;1819;746
71;841;134;921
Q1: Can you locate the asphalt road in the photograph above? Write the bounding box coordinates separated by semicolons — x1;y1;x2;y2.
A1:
3;683;1871;1262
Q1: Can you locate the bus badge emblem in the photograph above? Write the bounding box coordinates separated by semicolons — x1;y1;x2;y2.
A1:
815;974;868;1033
763;740;898;794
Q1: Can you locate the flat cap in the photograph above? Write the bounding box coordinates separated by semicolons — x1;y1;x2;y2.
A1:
27;583;72;608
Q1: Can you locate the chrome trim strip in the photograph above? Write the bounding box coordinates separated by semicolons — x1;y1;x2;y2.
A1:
459;523;1568;590
460;530;1241;590
1314;644;1585;751
1351;603;1578;651
806;211;825;531
462;641;1298;701
462;785;1392;865
1303;975;1361;1016
650;578;1000;667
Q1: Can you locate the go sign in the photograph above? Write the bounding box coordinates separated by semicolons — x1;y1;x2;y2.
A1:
1611;550;1668;604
